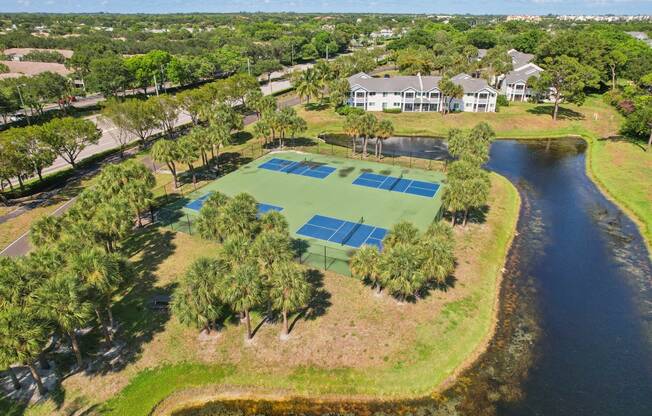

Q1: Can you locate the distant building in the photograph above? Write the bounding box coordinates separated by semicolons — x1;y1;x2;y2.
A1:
3;48;74;61
370;29;395;39
506;15;542;22
347;72;498;113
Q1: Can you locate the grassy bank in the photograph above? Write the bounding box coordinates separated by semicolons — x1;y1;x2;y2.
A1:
298;96;620;140
21;172;519;416
587;137;652;251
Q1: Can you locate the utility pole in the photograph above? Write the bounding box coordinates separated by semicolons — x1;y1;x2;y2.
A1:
16;84;30;125
247;58;251;76
160;64;167;92
153;74;160;96
326;45;329;60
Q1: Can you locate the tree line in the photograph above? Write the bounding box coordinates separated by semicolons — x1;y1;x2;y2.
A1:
0;160;155;396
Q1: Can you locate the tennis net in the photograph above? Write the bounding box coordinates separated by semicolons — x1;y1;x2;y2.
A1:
341;216;364;246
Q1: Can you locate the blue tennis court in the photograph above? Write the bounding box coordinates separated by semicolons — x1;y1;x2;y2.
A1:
185;193;283;216
258;158;336;179
352;172;440;198
296;214;388;250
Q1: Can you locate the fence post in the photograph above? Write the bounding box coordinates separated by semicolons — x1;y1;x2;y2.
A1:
410;152;412;168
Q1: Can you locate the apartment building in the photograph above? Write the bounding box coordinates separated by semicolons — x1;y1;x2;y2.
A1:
347;72;498;113
498;49;545;101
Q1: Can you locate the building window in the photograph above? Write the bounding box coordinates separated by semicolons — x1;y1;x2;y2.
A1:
393;102;401;107
368;92;376;96
382;92;388;97
394;92;401;96
479;93;488;99
382;103;388;109
368;102;376;107
356;92;365;98
405;92;415;99
356;103;365;107
465;102;472;107
430;92;439;98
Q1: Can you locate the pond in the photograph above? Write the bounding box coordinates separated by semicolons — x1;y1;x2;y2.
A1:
173;138;652;416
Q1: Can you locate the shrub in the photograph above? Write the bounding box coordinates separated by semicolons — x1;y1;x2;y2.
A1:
335;105;365;116
496;95;509;107
382;107;402;114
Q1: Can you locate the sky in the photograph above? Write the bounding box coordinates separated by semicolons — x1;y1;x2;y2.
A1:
2;0;652;15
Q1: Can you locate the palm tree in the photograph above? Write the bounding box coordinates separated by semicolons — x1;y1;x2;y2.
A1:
30;216;63;247
67;249;129;343
196;192;231;242
375;119;394;158
288;114;307;149
420;223;456;286
350;245;382;294
151;139;181;189
220;193;259;239
293;68;321;105
313;60;334;102
186;126;213;166
251;230;293;274
379;243;424;301
105;161;156;227
177;135;200;187
36;274;93;368
91;199;133;252
253;119;272;148
343;113;362;155
383;221;420;249
0;307;51;396
259;211;289;234
359;113;378;158
221;235;252;269
171;258;227;334
206;124;231;173
219;261;265;340
269;261;311;338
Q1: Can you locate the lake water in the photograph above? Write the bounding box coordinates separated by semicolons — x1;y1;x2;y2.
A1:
174;138;652;416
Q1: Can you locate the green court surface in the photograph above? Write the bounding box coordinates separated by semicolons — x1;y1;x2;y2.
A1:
158;151;445;274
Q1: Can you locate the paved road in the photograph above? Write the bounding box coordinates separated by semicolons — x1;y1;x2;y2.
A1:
0;91;300;258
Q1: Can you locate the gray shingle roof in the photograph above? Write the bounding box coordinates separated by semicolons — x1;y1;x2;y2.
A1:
348;72;495;94
504;66;543;84
508;49;535;69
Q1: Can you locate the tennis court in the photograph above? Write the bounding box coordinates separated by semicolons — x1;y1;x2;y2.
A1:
259;157;336;179
297;215;387;250
352;172;440;198
161;151;444;274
